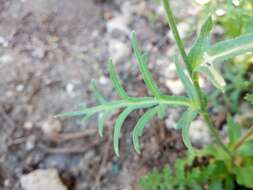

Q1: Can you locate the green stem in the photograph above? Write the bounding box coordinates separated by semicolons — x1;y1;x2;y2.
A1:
163;0;231;158
163;0;192;74
202;112;232;158
233;125;253;151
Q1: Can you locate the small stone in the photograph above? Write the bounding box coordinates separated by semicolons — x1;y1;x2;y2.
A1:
32;48;45;59
165;110;180;129
163;63;177;79
189;119;211;147
16;84;24;92
216;9;226;17
65;83;74;94
195;0;210;5
0;55;13;64
156;5;166;18
232;0;240;6
0;36;9;47
20;169;67;190
99;76;109;85
213;25;225;36
109;39;131;64
136;1;149;17
168;22;190;40
41;118;62;134
199;76;205;88
24;122;33;130
121;1;135;16
4;179;11;187
106;15;131;34
25;136;36;151
6;90;14;97
165;79;184;95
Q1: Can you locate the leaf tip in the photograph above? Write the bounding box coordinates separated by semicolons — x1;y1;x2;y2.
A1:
130;31;136;38
98;129;103;137
114;148;120;157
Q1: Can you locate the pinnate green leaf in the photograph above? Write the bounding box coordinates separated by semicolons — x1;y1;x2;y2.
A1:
108;59;129;100
90;79;107;103
209;181;223;190
235;166;253;188
176;109;198;130
188;16;213;68
133;106;160;154
131;32;162;98
198;65;226;92
175;56;196;98
98;110;115;137
113;107;135;156
245;93;253;105
227;115;241;145
205;32;253;63
237;140;253;157
176;109;198;152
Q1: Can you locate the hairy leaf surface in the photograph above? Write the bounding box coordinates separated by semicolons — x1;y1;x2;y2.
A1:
205;32;253;63
176;109;198;152
175;56;196;98
91;80;107;103
132;106;160;153
198;65;226;92
98;110;115;137
131;32;162;98
108;60;129;100
188;16;213;68
114;107;135;156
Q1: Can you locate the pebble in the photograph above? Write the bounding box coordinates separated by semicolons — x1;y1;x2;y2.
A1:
216;9;226;17
16;84;24;92
165;110;180;129
65;83;74;94
108;39;131;64
24;122;33;130
0;55;13;64
99;75;109;85
0;36;9;47
25;136;36;151
20;169;67;190
41;117;62;134
163;62;177;79
121;1;135;17
213;25;225;36
165;79;184;95
232;0;240;6
4;179;11;187
168;22;190;40
195;0;210;5
106;15;131;34
189;119;211;147
136;1;149;17
32;48;45;59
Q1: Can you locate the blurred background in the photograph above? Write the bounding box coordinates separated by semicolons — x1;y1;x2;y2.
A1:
0;0;252;190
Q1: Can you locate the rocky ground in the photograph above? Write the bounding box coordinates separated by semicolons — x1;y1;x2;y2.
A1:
0;0;213;190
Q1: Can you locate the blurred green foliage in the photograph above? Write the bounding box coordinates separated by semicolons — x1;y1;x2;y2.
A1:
200;0;253;37
198;0;253;113
140;116;253;190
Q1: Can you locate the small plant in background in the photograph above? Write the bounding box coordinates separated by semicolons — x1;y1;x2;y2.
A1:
210;62;253;113
200;0;253;37
199;0;253;114
58;0;253;188
141;114;253;189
